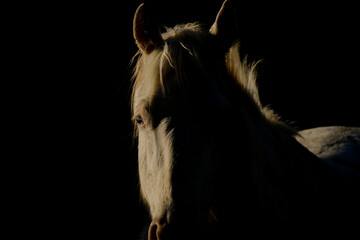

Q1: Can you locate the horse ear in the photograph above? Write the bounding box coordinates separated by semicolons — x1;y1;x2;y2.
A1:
209;0;237;49
133;3;164;54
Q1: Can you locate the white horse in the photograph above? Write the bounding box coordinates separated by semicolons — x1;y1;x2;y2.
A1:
131;1;360;239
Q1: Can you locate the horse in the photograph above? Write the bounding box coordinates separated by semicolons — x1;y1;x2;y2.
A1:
130;1;360;239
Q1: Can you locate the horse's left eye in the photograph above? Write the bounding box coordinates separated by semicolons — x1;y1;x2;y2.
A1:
135;116;144;126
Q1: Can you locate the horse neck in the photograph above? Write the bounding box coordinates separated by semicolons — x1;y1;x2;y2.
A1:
232;100;321;219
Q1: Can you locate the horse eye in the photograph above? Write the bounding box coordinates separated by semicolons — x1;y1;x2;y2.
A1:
135;116;144;126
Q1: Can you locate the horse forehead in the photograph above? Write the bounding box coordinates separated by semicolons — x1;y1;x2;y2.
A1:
133;71;161;109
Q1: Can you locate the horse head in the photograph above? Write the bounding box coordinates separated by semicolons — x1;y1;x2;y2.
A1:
132;1;260;239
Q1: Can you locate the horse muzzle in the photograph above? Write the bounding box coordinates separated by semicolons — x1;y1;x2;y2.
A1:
148;217;168;240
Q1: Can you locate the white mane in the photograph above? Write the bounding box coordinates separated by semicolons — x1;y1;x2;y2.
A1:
225;42;261;108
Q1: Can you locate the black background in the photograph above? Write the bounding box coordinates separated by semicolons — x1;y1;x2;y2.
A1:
25;0;359;238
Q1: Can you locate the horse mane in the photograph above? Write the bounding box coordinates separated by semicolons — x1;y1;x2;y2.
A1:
225;42;297;135
131;23;297;135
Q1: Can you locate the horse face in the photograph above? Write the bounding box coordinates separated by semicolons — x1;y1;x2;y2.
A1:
132;1;238;239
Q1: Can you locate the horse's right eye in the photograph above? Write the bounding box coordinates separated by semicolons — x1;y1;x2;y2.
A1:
135;116;144;126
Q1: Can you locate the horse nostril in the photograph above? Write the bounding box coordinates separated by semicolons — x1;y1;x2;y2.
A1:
148;219;167;240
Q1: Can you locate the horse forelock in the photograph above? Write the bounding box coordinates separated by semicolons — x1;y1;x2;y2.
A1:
131;23;206;122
